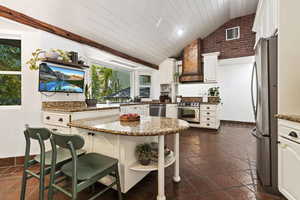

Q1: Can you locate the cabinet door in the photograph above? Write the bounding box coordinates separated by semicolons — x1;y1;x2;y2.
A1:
77;131;92;153
166;105;178;118
278;137;300;200
92;133;118;159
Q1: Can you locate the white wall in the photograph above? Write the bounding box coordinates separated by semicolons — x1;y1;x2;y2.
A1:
178;56;255;122
278;0;300;115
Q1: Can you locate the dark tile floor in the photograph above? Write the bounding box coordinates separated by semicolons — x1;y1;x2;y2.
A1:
0;123;286;200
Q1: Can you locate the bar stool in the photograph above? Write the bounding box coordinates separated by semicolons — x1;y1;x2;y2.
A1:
20;125;85;200
48;132;122;200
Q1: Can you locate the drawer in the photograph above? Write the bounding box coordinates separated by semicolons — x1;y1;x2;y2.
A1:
43;112;70;127
200;121;217;129
200;116;216;123
201;110;216;117
278;121;300;143
200;104;217;111
44;125;71;134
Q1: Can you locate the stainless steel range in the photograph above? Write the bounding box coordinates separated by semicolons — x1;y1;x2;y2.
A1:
178;101;200;123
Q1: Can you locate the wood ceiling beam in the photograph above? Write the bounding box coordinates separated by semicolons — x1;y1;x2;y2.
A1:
0;5;159;70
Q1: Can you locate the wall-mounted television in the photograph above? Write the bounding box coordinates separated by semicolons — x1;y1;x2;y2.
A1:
39;63;85;93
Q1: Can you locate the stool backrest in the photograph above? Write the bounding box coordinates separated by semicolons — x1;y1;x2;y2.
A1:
51;132;84;150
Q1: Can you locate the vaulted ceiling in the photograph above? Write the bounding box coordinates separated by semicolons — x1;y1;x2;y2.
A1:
0;0;258;65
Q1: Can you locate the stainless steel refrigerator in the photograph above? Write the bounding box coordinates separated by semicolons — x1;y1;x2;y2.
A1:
251;36;279;194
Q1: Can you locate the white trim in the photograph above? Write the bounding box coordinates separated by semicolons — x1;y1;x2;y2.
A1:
202;52;220;57
0;105;22;110
0;71;21;75
225;26;240;41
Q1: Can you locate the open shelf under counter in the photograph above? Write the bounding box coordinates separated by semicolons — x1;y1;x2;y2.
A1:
130;151;175;172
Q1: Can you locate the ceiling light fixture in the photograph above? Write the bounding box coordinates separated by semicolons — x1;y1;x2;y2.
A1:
177;29;184;36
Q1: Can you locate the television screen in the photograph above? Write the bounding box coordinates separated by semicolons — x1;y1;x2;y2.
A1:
39;63;85;93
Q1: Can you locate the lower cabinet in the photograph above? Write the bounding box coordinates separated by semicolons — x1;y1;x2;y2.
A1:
278;134;300;199
199;104;220;129
120;104;149;116
166;104;178;118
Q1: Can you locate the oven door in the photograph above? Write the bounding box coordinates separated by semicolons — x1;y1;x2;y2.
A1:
178;107;200;123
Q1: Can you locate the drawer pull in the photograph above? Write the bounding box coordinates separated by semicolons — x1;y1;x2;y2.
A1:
206;107;210;109
207;112;210;115
58;118;63;122
52;128;58;132
207;123;210;126
46;116;50;120
207;118;210;120
289;131;298;138
88;132;95;136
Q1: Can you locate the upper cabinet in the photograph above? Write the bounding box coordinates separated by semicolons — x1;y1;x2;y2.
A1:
179;39;203;83
253;0;279;43
158;58;176;84
202;52;220;83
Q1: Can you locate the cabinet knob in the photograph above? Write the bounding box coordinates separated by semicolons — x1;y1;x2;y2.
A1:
52;128;58;132
207;123;210;126
58;118;63;122
46;116;50;120
207;112;210;115
289;131;298;138
207;107;210;109
207;118;210;120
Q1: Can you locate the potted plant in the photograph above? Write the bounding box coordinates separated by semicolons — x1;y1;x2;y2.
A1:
208;87;220;103
85;84;97;107
135;143;152;166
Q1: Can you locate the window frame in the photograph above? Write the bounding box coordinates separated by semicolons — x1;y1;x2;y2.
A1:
226;26;240;41
89;60;134;103
0;34;22;107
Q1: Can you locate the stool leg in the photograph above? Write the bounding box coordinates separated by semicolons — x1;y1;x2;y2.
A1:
39;163;45;200
115;165;122;200
20;169;28;200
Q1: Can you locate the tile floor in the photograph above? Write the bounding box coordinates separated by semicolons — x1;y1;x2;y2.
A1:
0;122;286;200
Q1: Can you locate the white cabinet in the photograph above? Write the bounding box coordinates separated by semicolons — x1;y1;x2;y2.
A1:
166;104;178;118
253;0;279;42
158;58;176;84
120;104;149;116
199;104;220;129
202;52;220;83
278;120;300;200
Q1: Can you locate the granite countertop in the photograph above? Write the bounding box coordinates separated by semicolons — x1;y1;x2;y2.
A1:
276;114;300;123
68;115;190;136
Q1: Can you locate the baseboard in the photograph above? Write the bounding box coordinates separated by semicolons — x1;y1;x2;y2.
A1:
221;120;256;126
0;155;35;168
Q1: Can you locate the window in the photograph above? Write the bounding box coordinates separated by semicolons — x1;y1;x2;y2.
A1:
226;26;240;41
139;75;151;98
91;65;131;103
0;38;21;106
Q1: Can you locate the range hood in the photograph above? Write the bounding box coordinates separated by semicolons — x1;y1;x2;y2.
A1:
179;39;203;83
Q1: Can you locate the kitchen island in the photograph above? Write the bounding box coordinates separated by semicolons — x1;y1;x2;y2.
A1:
69;115;189;200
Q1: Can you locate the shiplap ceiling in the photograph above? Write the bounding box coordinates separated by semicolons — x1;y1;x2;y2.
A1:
0;0;258;66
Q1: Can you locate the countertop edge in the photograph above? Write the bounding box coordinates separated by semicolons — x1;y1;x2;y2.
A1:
275;114;300;124
68;121;190;136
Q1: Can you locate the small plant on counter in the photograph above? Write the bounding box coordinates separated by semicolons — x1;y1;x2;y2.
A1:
26;49;45;70
84;84;97;107
135;143;152;166
208;87;220;97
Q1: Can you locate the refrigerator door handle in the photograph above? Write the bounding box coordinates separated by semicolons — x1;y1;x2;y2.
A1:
251;62;257;120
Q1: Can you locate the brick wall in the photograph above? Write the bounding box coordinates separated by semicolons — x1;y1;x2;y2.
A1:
202;14;256;59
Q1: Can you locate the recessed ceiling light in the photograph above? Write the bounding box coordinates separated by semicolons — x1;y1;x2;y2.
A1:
177;29;184;36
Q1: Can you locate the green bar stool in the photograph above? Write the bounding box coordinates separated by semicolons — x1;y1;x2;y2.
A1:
20;125;86;200
48;132;122;200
